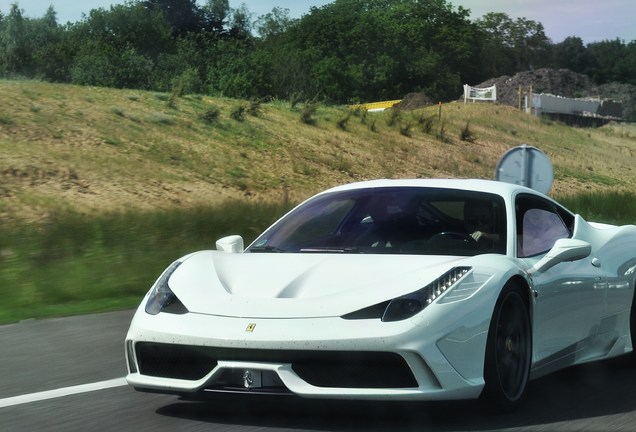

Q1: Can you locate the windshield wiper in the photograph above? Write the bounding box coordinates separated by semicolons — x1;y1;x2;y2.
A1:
298;247;362;253
248;245;285;253
250;246;362;254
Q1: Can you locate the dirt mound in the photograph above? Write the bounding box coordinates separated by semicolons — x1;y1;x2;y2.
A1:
473;68;636;121
476;68;595;106
396;92;435;110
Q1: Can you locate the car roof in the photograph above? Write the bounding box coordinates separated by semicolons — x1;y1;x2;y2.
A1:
321;178;542;198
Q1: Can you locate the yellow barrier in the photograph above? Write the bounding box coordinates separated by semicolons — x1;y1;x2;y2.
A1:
348;100;402;111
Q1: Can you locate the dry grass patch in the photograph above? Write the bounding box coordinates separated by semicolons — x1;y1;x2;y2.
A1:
2;80;636;223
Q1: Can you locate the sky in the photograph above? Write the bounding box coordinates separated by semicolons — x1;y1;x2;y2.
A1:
5;0;636;44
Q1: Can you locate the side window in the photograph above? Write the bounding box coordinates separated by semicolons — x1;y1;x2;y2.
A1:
517;195;572;258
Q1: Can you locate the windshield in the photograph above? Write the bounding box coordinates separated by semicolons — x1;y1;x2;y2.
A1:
247;187;507;256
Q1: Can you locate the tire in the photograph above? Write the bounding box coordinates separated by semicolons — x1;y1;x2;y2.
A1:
481;282;532;413
630;287;636;362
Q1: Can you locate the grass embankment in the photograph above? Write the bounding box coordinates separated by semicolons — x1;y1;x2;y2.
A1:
3;79;636;221
2;79;636;323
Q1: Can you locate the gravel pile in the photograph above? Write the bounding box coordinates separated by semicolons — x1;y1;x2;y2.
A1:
475;68;636;121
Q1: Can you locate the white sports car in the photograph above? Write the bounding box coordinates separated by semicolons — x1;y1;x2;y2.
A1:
125;179;636;411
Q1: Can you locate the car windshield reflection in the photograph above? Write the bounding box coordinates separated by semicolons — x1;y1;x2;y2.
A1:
247;187;507;256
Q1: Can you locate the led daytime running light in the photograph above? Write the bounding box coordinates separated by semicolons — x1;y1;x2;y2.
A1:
382;266;471;322
426;267;471;305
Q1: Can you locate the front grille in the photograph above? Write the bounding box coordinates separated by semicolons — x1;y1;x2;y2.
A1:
136;342;218;380
292;353;416;388
135;342;418;388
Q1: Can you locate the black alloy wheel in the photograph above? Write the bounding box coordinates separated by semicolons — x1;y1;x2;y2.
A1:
482;282;532;412
630;286;636;363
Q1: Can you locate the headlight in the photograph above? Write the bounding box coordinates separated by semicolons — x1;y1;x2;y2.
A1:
342;267;472;322
145;261;188;315
382;267;471;322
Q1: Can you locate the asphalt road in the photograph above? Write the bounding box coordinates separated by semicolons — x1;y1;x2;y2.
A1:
2;310;636;432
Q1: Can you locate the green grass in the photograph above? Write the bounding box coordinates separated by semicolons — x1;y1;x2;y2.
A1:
0;200;291;324
559;190;636;225
556;167;621;186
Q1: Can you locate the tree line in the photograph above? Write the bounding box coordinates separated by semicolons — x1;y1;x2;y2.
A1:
1;0;635;103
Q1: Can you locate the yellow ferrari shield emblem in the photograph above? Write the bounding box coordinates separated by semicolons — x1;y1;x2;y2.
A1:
245;323;256;332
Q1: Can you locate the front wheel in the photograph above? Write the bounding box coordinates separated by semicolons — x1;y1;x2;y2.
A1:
481;282;532;412
629;287;636;363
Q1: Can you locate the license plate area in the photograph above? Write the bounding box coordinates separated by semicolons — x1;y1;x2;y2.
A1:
210;368;285;391
242;369;262;388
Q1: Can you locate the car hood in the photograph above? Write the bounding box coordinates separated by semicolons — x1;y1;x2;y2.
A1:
168;251;470;318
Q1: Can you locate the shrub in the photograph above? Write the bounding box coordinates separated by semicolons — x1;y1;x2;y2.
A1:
438;121;450;143
385;108;401;127
200;107;221;124
419;115;434;134
300;103;318;125
174;68;203;95
148;113;175;125
167;79;183;109
460;121;476;142
289;92;303;110
0;115;15;125
248;99;262;117
400;123;412;137
230;105;247;122
337;112;351;130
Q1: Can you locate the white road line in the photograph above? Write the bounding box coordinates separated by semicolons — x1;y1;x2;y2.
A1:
0;377;127;409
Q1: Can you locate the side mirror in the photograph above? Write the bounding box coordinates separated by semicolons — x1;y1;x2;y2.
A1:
216;235;244;253
529;238;591;274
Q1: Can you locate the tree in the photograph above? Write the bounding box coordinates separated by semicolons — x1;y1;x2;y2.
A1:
275;0;483;102
625;41;636;86
2;3;29;74
585;39;631;84
142;0;205;37
29;6;69;81
152;31;216;92
476;12;551;75
508;17;551;70
473;12;515;76
255;7;294;39
69;3;173;88
228;3;253;38
203;0;229;33
206;38;269;98
552;36;588;72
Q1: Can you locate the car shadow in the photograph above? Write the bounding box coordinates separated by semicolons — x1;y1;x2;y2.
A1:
156;356;636;431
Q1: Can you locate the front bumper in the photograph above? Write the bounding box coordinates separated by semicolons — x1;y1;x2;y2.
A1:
125;304;489;401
